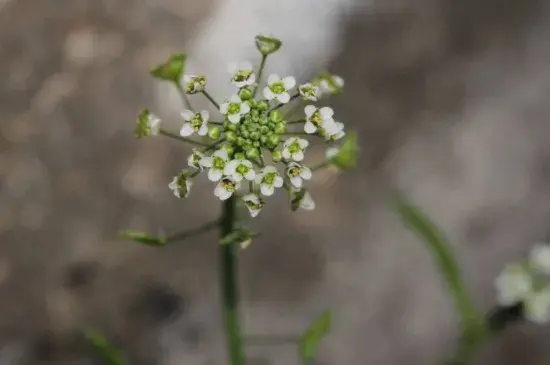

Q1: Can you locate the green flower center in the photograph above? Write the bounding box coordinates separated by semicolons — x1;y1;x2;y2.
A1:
289;142;301;153
228;103;240;115
236;164;250;175
213;156;226;169
187;76;206;93
288;167;300;178
192;153;201;166
221;179;236;192
310;111;323;126
270;81;285;94
191;115;203;130
263;172;276;185
246;199;262;210
234;70;252;82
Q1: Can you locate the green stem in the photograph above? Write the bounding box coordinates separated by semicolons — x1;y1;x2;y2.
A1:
165;219;220;243
175;82;194;112
203;90;221;110
270;94;299;112
253;55;267;98
219;196;246;365
159;129;210;147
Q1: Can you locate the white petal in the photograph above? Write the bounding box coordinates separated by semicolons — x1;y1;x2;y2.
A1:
293;151;304;162
200;157;212;167
319;107;334;119
232;173;243;183
267;74;280;85
297;138;309;149
218;188;232;201
263;165;277;173
247;74;256;85
243;193;255;202
525;289;550;324
244;169;256;181
284;137;297;147
277;92;291;104
290;176;303;188
224;160;238;175
228;114;241;124
249;209;260;218
240;102;250;115
183;75;192;84
235;80;247;88
241;61;253;71
261;184;275;196
301;192;316;210
255;174;263;184
322;120;338;135
530;244;550;274
326;147;339;159
263;87;275;100
198;123;208;136
200;110;210;123
333;75;344;87
220;103;229;114
304;105;316;117
214;184;225;197
214;149;228;160
304;121;317;134
274;176;284;188
229;94;241;103
282;76;296;90
208;169;223;182
281;149;291;160
187;154;195;167
184;181;192;198
300;167;312;180
181;110;195;121
242;160;253;168
180;123;194;136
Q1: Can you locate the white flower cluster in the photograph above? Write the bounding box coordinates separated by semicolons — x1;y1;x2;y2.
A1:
495;243;550;324
138;36;353;218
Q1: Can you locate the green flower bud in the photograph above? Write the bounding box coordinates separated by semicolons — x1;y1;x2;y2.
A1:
208;126;221;140
259;116;269;125
238;86;254;101
226;122;238;132
225;131;237;142
269;110;284;123
268;134;280;148
260;135;268;145
251;109;260;118
150;54;186;83
257;100;269;112
272;150;282;162
329;131;359;170
241;130;250;139
260;126;270;134
237;137;247;147
222;143;235;156
234;152;246;160
250;132;260;141
253;141;260;148
255;35;282;56
273;122;286;134
246;148;260;159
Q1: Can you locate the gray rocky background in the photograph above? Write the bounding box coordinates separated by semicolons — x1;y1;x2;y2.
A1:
2;0;550;364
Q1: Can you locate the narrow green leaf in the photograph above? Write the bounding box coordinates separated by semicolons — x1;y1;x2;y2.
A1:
84;329;126;365
118;230;166;246
299;310;332;364
394;197;483;335
150;53;186;83
220;228;257;249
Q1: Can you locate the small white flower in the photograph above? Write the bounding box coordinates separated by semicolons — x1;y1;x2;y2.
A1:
200;149;229;181
224;159;255;182
214;177;241;201
282;137;309;162
168;171;192;198
136;110;162;138
146;113;162;136
263;74;296;104
319;74;344;96
183;74;206;94
495;263;533;306
321;121;345;141
530;243;550;275
243;193;264;217
220;95;251;124
286;162;312;188
255;165;284;196
304;105;335;134
298;83;320;101
180;110;209;137
228;61;256;88
524;287;550;324
187;149;206;170
291;189;316;211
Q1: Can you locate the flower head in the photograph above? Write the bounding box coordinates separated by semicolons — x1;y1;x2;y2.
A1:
200;149;230;181
228;61;256;88
320;120;345;141
530;243;550;275
263;74;296;104
495;263;533;306
180;110;209;137
214;177;240;201
243;193;264;217
135;109;162;138
220;95;251;124
187;149;206;170
298;83;320;101
304;105;335;134
255;166;284;196
255;35;282;55
183;74;206;94
168;170;193;198
224;158;255;182
286;162;312;188
314;74;344;96
282;137;309;162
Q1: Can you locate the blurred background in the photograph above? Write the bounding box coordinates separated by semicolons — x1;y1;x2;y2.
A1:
2;0;550;364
